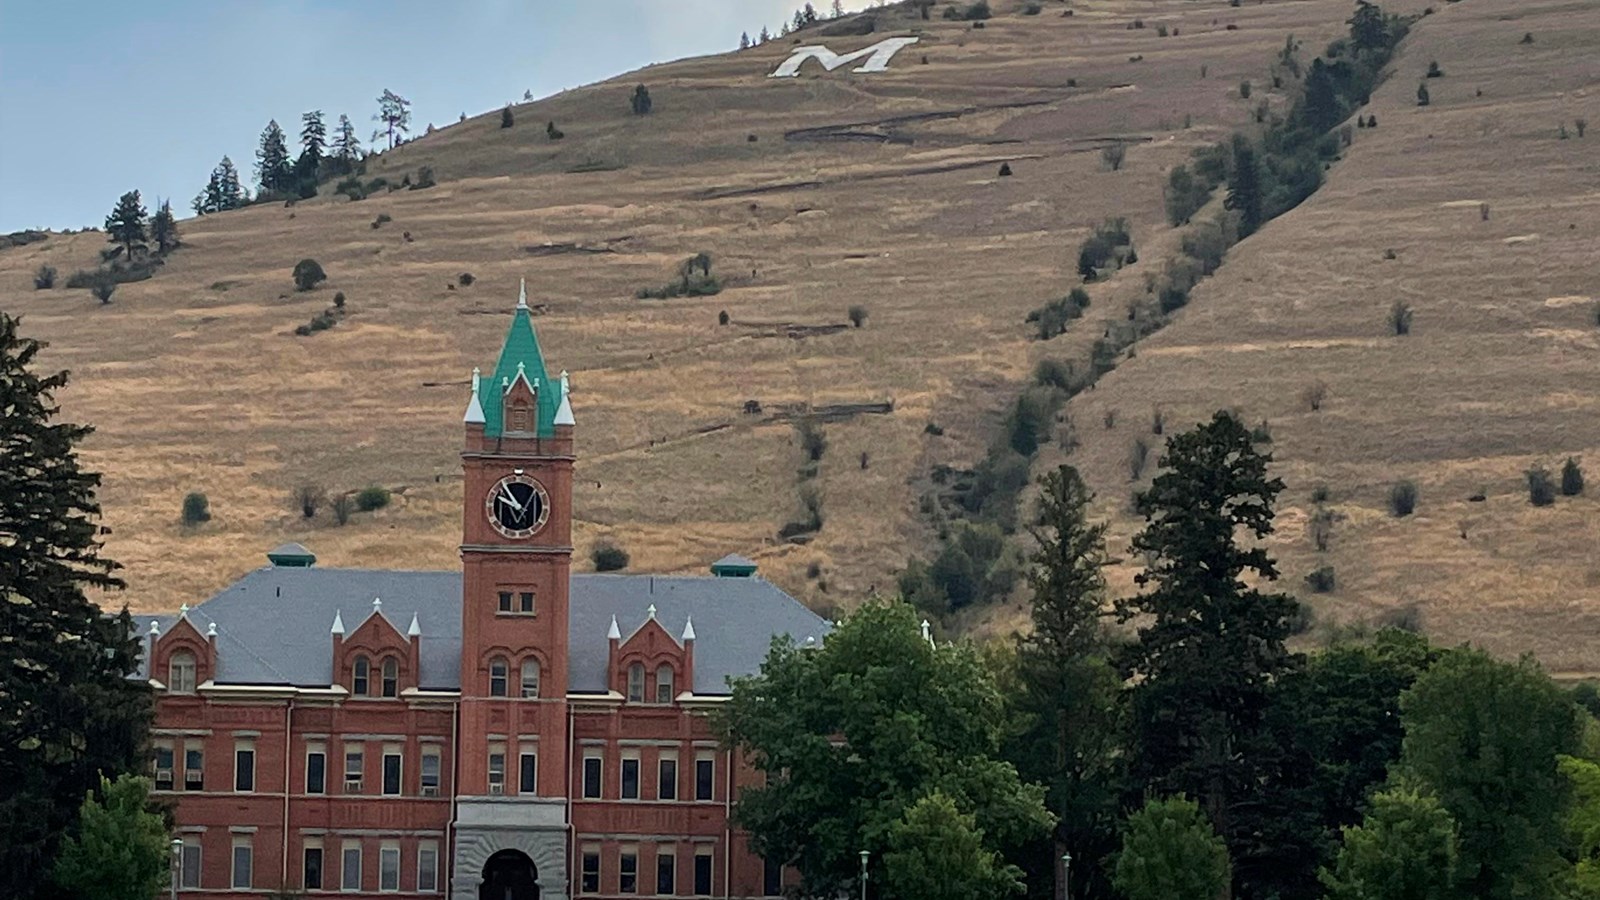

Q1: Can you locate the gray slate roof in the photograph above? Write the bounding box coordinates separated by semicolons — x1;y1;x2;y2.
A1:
133;566;828;695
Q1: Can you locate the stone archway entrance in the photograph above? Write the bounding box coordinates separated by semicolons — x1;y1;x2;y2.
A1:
481;849;540;900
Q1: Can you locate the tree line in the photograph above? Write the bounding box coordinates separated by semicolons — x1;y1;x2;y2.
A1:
725;412;1600;900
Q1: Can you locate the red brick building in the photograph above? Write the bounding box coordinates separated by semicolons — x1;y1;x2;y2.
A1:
136;284;829;899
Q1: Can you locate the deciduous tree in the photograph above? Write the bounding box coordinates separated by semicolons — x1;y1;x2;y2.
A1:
883;792;1023;900
0;313;151;897
50;775;170;900
723;600;1052;898
1112;795;1231;900
1320;787;1461;900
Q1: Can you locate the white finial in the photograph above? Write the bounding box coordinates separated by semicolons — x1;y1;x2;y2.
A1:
148;620;160;636
206;621;217;638
804;635;816;646
331;610;345;636
921;619;934;647
372;596;382;613
647;603;657;620
179;603;190;618
408;613;422;638
554;371;575;427
517;277;528;309
681;616;696;642
464;367;485;424
607;615;621;640
517;361;526;377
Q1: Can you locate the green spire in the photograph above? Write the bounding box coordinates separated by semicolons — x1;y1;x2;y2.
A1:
477;279;558;437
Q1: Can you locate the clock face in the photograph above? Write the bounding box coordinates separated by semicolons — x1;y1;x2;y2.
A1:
486;474;551;539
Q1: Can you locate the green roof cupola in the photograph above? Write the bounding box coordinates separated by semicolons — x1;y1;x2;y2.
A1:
710;553;758;578
267;542;316;567
473;279;563;438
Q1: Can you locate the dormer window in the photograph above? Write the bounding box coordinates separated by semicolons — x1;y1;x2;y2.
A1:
169;651;197;693
381;657;399;698
627;663;645;703
353;656;370;696
655;666;675;704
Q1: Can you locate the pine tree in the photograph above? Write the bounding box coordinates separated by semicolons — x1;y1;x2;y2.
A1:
832;0;845;18
373;89;412;150
215;156;246;210
759;25;771;43
102;190;148;260
802;3;819;25
0;313;151;897
148;200;179;254
299;109;327;161
331;114;362;175
740;31;751;50
255;119;293;194
1347;0;1388;54
1117;411;1301;863
1224;138;1264;238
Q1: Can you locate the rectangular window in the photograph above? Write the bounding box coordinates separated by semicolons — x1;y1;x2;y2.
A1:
418;842;439;893
184;744;204;790
380;844;400;892
488;742;507;794
421;748;441;796
764;857;783;896
180;839;202;888
382;746;402;795
519;591;535;613
153;743;175;791
307;745;326;794
234;743;255;793
658;754;678;801
304;844;324;890
232;837;253;889
498;591;513;612
342;842;362;891
345;744;364;793
582;755;602;799
621;756;640;800
694;850;713;896
656;847;675;896
519;749;538;794
581;847;601;894
656;666;674;703
620;847;638;894
695;755;714;801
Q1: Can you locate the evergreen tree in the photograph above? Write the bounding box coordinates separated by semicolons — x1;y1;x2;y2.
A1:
832;0;845;18
1117;411;1301;877
1397;649;1580;900
215;156;246;209
1320;787;1461;900
1007;465;1124;900
102;190;147;260
1300;57;1343;134
148;200;179;254
299;109;327;161
1225;138;1264;238
255;119;293;194
373;89;412;149
631;85;653;116
501;106;514;129
332;114;362;172
1348;0;1389;54
0;313;151;897
50;775;170;900
740;31;750;50
1112;796;1231;900
759;25;771;42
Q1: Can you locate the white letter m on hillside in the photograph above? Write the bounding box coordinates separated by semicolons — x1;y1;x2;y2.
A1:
768;37;920;78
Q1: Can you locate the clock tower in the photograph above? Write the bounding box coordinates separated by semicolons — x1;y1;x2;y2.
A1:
452;280;575;899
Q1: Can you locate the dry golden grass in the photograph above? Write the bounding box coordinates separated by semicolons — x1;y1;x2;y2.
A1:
4;0;1596;670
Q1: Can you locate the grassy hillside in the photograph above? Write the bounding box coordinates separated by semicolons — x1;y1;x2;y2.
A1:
5;0;1596;670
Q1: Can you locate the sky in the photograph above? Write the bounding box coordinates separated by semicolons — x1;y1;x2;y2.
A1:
0;1;852;233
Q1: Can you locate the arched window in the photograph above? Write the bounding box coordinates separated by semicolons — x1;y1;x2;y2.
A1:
521;659;541;699
655;665;674;704
168;651;196;693
381;657;399;698
626;663;645;702
489;657;509;697
352;656;370;696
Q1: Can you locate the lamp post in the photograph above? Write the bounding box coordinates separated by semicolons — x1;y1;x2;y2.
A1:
170;838;183;900
1061;851;1072;900
859;849;870;900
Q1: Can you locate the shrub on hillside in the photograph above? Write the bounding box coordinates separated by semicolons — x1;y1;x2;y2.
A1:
797;418;828;463
1562;457;1585;496
293;259;327;291
294;485;327;519
33;265;56;289
547;121;565;140
1389;301;1413;335
1128;438;1151;481
182;492;211;526
355;485;391;512
371;213;392;229
501;106;514;128
1305;565;1336;593
1388;480;1417;517
331;494;355;526
1303;381;1328;411
847;305;868;327
91;277;116;304
1101;143;1127;171
592;542;629;572
1526;466;1556;506
412;166;436;190
637;252;720;299
1027;287;1090;339
1033;358;1077;391
630;85;653;116
1425;60;1443;78
942;0;990;20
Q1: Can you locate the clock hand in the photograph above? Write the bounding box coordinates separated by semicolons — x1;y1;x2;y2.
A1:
500;485;524;512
